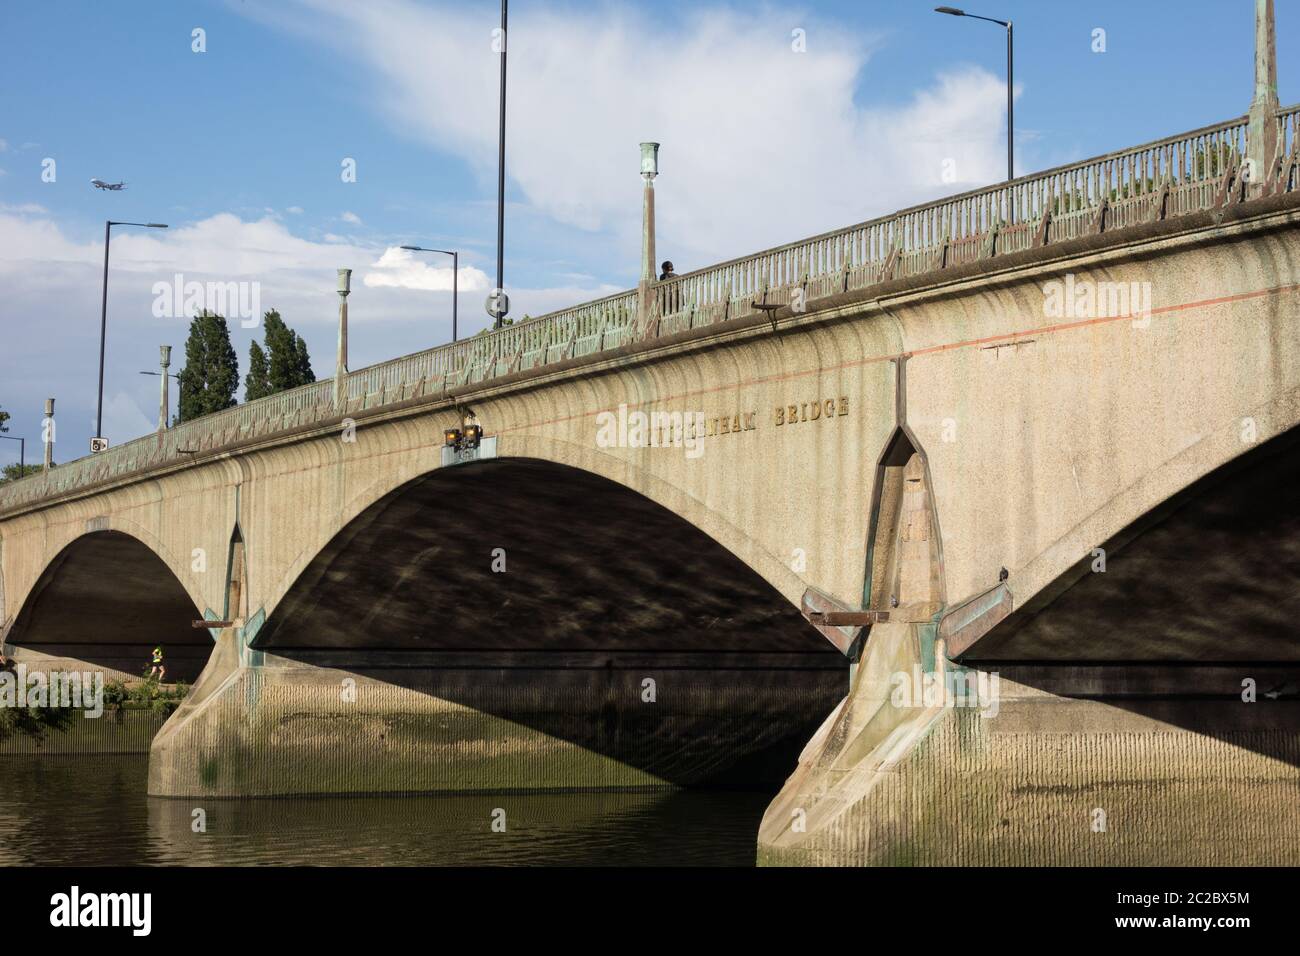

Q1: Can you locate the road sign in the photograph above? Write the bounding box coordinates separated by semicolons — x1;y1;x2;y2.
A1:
90;437;109;453
485;289;509;320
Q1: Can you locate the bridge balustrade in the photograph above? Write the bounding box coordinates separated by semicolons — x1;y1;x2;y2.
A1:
0;106;1293;515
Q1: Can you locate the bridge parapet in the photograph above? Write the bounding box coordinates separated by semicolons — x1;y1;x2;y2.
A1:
1279;103;1300;182
652;110;1300;323
1;103;1297;517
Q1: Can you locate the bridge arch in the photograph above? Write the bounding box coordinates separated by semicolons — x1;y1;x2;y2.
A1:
261;434;816;624
257;455;838;657
247;455;847;787
4;529;210;682
960;421;1300;665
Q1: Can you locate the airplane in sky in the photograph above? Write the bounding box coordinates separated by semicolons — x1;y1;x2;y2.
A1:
90;179;127;190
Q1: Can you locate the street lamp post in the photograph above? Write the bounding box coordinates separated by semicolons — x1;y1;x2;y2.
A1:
494;0;508;328
935;7;1014;182
0;435;24;474
96;219;168;449
139;345;179;431
400;246;459;343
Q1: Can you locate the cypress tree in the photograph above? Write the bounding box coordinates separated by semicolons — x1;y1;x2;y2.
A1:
176;311;239;422
294;334;316;385
264;311;296;392
259;309;314;394
245;341;271;401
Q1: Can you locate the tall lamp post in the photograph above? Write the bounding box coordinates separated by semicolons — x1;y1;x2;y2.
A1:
935;7;1014;182
400;246;459;342
493;0;508;329
0;434;24;475
97;219;168;449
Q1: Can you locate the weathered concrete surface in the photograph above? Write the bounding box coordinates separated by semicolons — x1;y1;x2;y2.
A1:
759;423;1300;864
758;656;1300;865
1;194;1298;826
4;199;1298;656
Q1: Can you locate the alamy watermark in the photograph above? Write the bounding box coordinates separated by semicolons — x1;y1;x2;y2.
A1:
890;665;1000;718
0;665;105;718
595;404;708;459
50;886;150;936
152;274;262;328
1043;272;1152;328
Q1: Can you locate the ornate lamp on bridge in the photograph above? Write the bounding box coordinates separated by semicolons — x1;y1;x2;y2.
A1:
639;141;659;283
636;141;660;337
138;345;178;431
43;398;54;473
1247;0;1279;195
334;268;352;410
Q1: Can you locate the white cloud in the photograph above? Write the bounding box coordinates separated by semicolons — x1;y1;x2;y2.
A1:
3;1;1020;462
245;0;1011;269
102;391;155;443
363;245;488;292
0;210;597;325
340;210;362;225
0;209;618;455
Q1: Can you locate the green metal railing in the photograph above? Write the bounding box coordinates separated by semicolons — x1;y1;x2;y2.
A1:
2;103;1296;515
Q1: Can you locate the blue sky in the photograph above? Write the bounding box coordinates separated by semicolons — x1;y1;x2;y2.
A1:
0;0;1293;461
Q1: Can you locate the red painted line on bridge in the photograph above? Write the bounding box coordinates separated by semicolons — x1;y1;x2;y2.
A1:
493;280;1300;436
906;280;1300;360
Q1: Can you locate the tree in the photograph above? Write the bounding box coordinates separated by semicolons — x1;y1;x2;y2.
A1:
472;317;514;338
176;310;239;423
261;310;315;394
245;341;271;402
0;407;39;483
293;334;315;386
0;463;44;484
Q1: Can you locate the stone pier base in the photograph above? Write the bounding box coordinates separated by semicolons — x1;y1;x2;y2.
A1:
757;623;1300;865
148;632;844;797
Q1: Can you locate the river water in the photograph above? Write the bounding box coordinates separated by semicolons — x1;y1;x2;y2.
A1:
0;756;772;865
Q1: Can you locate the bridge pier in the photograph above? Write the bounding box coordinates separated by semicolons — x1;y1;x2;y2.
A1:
757;620;1300;865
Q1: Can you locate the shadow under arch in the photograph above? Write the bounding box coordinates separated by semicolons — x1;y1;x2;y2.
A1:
256;457;847;786
956;422;1300;766
5;531;209;682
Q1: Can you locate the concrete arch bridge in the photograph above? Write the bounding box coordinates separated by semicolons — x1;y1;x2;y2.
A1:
2;9;1298;863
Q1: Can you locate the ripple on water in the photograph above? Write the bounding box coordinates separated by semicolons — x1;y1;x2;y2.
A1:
0;756;771;866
